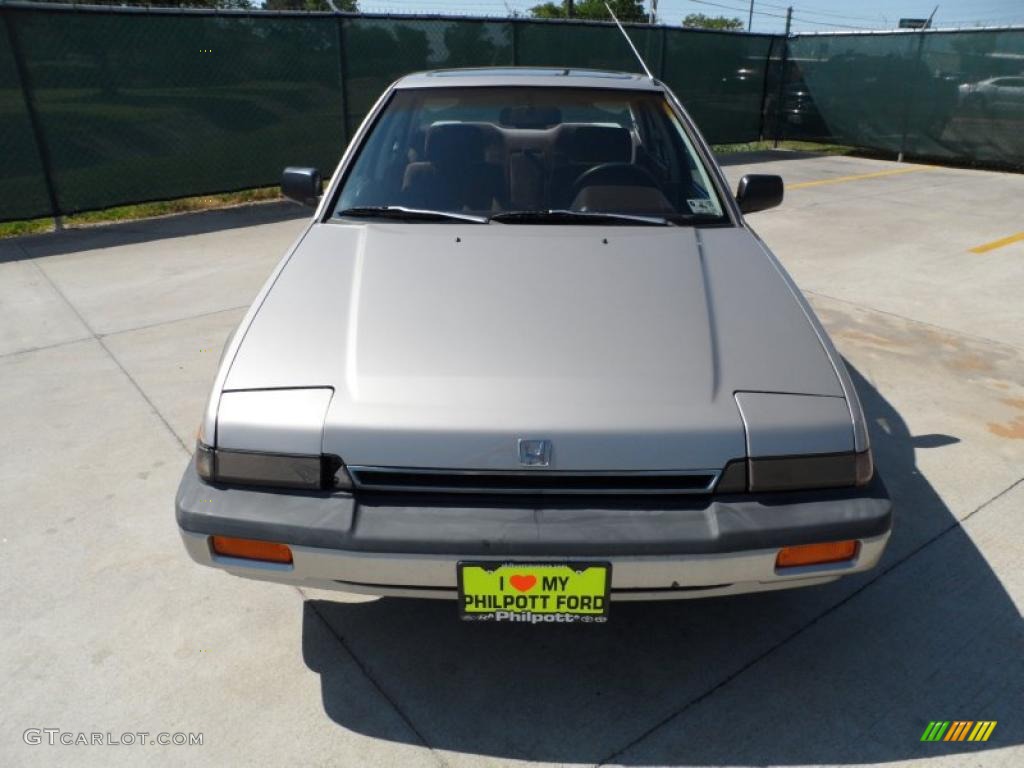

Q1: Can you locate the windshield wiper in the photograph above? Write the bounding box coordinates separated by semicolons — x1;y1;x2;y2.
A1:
489;209;674;226
336;206;488;224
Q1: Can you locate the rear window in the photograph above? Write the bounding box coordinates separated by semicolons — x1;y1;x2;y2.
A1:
333;86;726;224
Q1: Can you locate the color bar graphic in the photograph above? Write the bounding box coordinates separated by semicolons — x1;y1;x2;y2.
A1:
921;720;996;742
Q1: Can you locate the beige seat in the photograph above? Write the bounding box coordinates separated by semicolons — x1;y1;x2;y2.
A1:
402;123;506;212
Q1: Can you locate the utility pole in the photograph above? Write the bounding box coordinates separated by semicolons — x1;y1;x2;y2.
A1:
650;0;658;25
748;0;754;31
566;0;574;18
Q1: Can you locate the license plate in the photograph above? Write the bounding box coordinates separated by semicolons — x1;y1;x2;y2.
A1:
457;562;610;624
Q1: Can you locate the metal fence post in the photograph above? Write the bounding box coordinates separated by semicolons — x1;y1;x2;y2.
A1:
336;16;350;146
757;35;776;141
772;7;792;148
658;25;667;81
897;30;927;163
4;8;62;226
511;17;519;66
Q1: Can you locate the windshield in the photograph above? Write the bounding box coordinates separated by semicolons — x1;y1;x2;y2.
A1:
333;86;727;224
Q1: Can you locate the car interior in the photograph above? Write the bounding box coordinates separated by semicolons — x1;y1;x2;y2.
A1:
337;89;721;219
400;119;696;215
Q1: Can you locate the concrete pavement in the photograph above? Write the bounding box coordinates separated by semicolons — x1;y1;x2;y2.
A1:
0;154;1021;766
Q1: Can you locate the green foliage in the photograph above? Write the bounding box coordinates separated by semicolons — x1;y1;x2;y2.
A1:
682;13;745;31
32;0;257;7
530;2;565;19
264;0;360;10
529;0;647;22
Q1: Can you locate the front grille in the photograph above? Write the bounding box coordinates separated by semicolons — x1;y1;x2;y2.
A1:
348;467;718;495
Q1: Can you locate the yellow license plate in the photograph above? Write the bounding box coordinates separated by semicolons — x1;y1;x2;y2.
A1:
457;562;610;624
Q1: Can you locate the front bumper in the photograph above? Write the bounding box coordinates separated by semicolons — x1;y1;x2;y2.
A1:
176;464;892;600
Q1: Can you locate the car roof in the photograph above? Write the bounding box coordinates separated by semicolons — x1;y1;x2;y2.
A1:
394;67;665;92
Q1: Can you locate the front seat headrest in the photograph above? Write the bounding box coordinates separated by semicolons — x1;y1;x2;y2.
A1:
426;123;489;166
555;125;632;165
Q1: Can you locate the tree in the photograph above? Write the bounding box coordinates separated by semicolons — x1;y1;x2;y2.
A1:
529;0;646;22
34;0;256;7
529;2;565;19
682;13;744;30
265;0;359;10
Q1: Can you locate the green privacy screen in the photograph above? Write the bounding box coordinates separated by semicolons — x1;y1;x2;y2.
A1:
340;18;513;138
784;30;1024;168
327;19;775;148
2;5;1023;223
6;7;345;218
0;12;52;220
0;6;777;222
662;31;777;145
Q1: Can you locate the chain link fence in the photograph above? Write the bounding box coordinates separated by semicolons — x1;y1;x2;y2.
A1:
1;3;1022;223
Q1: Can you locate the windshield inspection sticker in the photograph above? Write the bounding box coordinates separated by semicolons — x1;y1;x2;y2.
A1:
687;198;718;215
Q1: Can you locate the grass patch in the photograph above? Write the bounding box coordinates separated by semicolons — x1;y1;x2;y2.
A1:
0;140;868;240
0;186;282;239
0;218;54;238
713;139;857;155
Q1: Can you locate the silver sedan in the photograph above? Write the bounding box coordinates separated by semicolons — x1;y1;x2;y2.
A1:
177;68;891;624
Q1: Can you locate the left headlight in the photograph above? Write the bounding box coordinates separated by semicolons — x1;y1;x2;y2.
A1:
195;442;353;491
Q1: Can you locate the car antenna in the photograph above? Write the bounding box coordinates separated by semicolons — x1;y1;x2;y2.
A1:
604;2;654;80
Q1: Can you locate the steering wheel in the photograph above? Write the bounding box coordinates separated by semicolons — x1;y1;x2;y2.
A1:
570;163;663;200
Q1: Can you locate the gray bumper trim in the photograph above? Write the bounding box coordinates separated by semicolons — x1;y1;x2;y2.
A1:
175;464;892;557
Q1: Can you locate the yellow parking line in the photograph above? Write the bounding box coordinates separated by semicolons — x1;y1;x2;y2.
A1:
969;231;1024;254
788;165;933;190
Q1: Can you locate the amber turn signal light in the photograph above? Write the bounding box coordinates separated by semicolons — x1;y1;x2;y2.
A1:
211;536;293;564
776;540;858;569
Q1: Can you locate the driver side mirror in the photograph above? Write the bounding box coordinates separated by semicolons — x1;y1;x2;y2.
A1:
735;174;783;214
281;166;322;207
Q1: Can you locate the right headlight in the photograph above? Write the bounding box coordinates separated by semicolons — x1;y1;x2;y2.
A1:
716;449;873;494
749;449;874;492
195;442;353;492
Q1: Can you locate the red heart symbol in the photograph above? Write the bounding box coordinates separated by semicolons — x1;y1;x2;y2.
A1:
509;574;537;592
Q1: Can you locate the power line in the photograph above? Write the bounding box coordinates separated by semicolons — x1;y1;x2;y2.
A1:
750;1;885;23
684;0;891;29
791;15;882;30
679;0;885;28
682;0;790;21
715;0;1024;28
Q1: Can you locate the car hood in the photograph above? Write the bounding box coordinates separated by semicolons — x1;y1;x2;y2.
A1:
223;222;843;470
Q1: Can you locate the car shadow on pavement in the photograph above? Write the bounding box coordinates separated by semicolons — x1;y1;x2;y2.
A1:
302;363;1022;765
0;201;307;264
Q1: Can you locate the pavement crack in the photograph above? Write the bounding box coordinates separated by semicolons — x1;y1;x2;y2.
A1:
962;473;1024;523
29;259;190;455
0;335;93;360
300;589;449;768
597;474;1024;766
98;303;250;339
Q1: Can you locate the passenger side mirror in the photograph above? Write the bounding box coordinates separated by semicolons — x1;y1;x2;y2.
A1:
735;174;783;214
281;167;322;207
